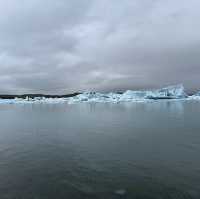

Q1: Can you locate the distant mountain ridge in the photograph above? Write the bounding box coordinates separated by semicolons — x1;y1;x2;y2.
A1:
0;93;80;99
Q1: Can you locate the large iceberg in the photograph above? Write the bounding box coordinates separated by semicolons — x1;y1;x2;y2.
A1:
120;84;187;100
68;84;188;103
144;84;187;99
67;92;121;103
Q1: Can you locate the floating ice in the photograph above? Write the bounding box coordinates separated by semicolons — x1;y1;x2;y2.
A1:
0;84;199;104
189;91;200;100
68;84;188;103
67;92;121;104
0;97;68;104
144;84;187;99
121;84;187;100
0;99;15;104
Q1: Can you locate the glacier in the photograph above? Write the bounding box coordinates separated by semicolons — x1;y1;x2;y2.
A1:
0;84;200;104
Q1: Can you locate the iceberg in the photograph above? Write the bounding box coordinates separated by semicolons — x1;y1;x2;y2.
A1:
67;92;120;103
145;84;188;99
120;90;149;101
189;91;200;100
68;84;188;103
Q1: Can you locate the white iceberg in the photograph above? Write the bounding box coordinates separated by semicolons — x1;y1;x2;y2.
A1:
120;90;149;101
68;84;188;103
67;92;119;103
144;84;188;99
189;91;200;100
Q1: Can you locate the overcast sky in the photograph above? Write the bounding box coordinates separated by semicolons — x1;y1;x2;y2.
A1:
0;0;200;94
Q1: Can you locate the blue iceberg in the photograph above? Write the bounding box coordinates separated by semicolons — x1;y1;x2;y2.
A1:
68;84;188;103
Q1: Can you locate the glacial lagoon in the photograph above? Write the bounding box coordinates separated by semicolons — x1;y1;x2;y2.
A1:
0;100;200;198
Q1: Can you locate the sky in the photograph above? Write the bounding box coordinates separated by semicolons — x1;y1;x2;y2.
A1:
0;0;200;94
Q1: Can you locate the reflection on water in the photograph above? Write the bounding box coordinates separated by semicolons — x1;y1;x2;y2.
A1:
0;101;200;199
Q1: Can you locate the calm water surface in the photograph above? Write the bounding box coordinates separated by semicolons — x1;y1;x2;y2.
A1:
0;101;200;199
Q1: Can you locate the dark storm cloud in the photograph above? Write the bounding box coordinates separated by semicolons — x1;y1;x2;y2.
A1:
0;0;200;94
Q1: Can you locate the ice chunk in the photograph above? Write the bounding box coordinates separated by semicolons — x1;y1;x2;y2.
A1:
0;99;15;104
0;97;68;104
120;90;150;101
67;92;117;103
193;91;200;96
146;84;188;99
189;91;200;100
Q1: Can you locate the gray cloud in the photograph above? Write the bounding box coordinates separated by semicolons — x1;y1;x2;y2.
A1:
0;0;200;94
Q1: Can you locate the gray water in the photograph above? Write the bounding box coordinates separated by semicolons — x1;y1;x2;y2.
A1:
0;101;200;199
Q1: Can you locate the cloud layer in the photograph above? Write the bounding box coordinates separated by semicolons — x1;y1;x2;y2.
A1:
0;0;200;94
